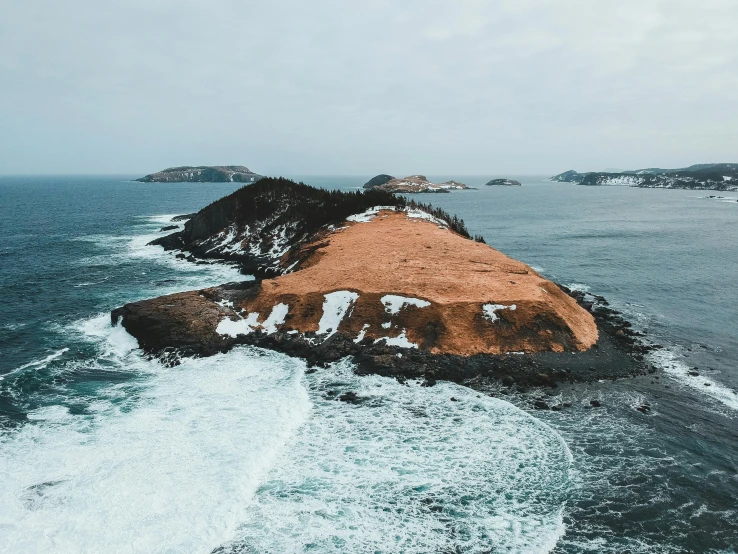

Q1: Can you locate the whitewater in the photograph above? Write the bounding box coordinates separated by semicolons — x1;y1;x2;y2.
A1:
2;175;737;552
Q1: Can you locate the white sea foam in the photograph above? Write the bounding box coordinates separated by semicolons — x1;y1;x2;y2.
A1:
0;321;311;554
75;214;249;297
221;359;571;553
1;309;574;553
316;291;359;337
13;348;69;372
648;349;738;412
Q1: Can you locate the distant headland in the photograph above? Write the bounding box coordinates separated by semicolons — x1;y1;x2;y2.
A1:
136;165;262;183
549;163;738;191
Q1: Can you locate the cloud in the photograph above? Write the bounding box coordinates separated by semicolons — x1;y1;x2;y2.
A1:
1;0;736;174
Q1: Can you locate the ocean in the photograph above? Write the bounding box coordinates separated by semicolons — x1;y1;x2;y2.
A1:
0;175;736;553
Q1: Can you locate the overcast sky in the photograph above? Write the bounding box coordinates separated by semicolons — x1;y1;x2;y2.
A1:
1;0;736;175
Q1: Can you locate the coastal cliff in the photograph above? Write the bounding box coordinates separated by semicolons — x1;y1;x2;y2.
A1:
549;163;738;191
136;165;262;183
114;178;651;384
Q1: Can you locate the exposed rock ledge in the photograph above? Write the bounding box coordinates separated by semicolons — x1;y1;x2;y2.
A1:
113;179;652;385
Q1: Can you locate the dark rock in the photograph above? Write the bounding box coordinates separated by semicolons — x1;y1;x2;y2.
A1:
501;375;515;386
171;213;196;222
450;397;458;402
687;370;699;376
338;391;360;404
534;400;549;410
485;178;522;187
363;174;395;189
160;225;179;232
589;399;602;407
636;404;651;414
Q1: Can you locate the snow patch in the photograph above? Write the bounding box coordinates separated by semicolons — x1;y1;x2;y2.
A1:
317;291;359;337
375;329;418;349
381;294;431;315
216;312;260;337
346;206;398;223
404;208;447;226
262;303;289;334
354;323;370;343
483;303;516;323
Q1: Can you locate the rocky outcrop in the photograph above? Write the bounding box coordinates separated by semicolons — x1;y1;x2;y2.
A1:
485;179;522;186
118;199;599;355
136;166;262;183
370;175;469;193
113;179;655;384
549;163;738;191
363;174;395;189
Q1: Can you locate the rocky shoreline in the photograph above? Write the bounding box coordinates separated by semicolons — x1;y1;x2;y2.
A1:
549;163;738;191
112;279;652;390
112;178;654;393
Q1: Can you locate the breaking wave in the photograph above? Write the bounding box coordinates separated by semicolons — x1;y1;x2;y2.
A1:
0;315;572;553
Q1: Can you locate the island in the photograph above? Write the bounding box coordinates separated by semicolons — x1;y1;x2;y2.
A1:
549;163;738;191
485;178;521;186
112;178;651;389
136;165;263;183
362;174;469;193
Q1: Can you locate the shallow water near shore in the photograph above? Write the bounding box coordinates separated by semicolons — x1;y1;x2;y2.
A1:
1;175;737;552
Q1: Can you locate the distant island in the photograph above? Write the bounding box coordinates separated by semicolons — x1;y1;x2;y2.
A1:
136;165;263;183
363;174;469;193
549;163;738;191
485;178;521;187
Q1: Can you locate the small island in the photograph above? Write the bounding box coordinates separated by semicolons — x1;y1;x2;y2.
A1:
113;178;651;387
136;165;262;183
549;163;738;191
485;178;521;187
362;174;469;193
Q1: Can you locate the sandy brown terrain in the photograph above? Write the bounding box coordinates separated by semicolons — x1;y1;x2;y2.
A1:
229;209;597;355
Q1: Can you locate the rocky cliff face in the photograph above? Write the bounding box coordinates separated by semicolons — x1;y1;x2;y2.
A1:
549;163;738;191
136;165;263;183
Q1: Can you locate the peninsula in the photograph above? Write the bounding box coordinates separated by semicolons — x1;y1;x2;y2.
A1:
113;178;650;386
549;163;738;191
136;165;262;183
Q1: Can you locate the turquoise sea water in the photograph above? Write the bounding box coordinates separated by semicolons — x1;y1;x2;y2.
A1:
0;175;736;552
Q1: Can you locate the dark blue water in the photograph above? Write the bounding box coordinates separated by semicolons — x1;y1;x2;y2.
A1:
1;175;736;553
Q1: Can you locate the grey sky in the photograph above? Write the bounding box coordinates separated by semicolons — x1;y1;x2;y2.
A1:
1;0;736;175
